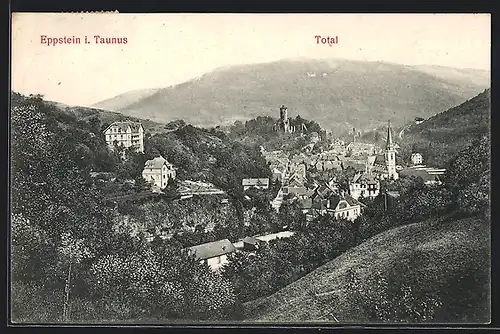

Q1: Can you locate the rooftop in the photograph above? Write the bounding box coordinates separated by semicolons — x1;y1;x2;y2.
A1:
255;231;295;243
400;168;443;183
144;156;173;169
185;239;236;260
242;178;270;186
105;120;143;133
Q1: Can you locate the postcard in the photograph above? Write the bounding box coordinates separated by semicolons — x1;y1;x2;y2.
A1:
10;13;491;325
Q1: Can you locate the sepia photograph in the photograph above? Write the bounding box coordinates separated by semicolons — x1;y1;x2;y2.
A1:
10;13;491;325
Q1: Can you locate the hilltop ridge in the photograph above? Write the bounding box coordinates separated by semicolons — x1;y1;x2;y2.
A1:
92;58;489;132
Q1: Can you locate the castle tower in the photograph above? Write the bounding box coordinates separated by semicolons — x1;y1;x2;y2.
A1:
277;105;291;133
385;121;398;180
280;104;288;122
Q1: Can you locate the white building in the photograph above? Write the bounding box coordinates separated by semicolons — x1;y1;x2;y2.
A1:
185;239;237;271
349;173;380;200
142;156;176;189
103;121;144;153
242;178;270;191
411;153;423;165
327;193;365;221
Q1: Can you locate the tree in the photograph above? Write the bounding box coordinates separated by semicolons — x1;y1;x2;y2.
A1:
57;232;93;321
11;213;55;282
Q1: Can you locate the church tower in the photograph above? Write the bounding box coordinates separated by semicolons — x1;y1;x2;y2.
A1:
385;121;398;180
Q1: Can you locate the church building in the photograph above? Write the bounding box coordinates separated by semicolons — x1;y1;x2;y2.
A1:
366;121;399;180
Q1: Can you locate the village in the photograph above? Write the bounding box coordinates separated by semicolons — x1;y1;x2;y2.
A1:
100;104;447;272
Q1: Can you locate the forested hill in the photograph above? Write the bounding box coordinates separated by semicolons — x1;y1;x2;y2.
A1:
145;123;272;193
220;115;326;152
43;97;168;135
399;89;490;167
11;92;252;322
11;92;272;195
92;58;489;133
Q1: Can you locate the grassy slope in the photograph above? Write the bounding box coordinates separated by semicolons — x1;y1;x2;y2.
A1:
244;215;490;323
91;59;489;132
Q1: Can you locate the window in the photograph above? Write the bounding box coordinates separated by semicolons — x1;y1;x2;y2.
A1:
217;256;222;264
347;211;349;217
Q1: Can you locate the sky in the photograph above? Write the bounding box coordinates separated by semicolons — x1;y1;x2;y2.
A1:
12;13;491;107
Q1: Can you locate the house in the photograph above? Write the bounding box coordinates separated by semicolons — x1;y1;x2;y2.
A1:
254;231;295;243
290;163;307;179
415;117;425;125
349;173;380;200
242;178;270;191
271;164;288;183
326;193;365;221
316;159;343;172
291;153;315;168
184;239;237;271
282;185;308;198
342;160;367;173
103;121;144;153
282;171;308;199
142;156;176;189
399;168;444;186
315;152;342;171
298;198;313;214
306;181;365;221
309;183;336;214
242;236;262;251
346;142;375;157
411;153;423;165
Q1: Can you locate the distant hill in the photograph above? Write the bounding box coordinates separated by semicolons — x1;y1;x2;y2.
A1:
399;89;490;167
244;215;490;323
92;58;489;132
44;99;168;135
91;88;162;111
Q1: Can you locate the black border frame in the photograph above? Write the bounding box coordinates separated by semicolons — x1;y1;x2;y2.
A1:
5;0;498;332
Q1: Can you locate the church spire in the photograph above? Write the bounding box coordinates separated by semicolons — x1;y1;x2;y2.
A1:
386;120;394;150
